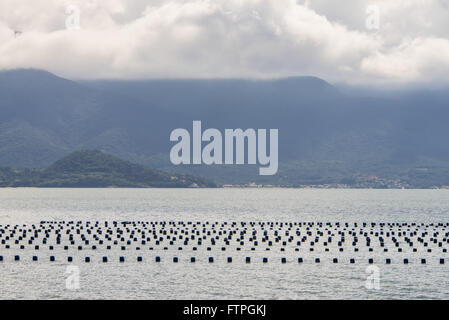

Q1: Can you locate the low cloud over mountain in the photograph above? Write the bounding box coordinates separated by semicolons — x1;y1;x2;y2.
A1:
1;0;448;87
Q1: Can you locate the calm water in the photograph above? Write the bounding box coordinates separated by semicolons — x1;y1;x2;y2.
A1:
0;188;449;300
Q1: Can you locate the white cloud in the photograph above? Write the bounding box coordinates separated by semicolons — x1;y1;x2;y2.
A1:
0;0;448;87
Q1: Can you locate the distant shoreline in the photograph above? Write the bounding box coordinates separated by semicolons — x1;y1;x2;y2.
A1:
1;186;449;190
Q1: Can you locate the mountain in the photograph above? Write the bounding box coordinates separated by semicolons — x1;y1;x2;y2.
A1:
1;68;449;187
0;150;216;187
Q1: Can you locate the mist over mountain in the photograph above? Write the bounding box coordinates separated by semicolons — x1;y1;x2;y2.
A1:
1;69;449;187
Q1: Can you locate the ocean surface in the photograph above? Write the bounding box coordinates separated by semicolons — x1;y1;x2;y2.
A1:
1;188;449;300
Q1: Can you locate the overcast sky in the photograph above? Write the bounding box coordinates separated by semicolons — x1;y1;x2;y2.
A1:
0;0;448;87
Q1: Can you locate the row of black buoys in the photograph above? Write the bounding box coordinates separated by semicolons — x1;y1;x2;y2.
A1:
3;220;449;257
1;255;444;264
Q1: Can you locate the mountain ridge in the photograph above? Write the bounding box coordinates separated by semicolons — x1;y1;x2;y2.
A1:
1;68;449;187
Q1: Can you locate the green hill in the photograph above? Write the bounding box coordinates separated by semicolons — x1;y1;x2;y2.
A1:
0;150;217;188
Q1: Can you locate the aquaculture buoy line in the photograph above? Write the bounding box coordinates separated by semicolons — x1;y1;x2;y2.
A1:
0;221;447;264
